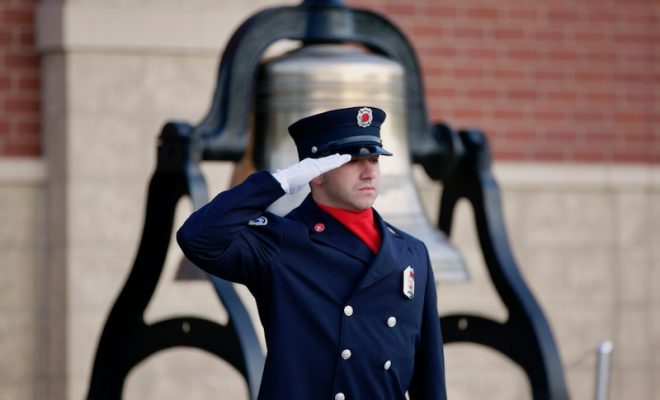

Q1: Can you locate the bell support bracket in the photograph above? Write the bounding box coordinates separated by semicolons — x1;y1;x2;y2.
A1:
437;128;570;400
86;123;265;399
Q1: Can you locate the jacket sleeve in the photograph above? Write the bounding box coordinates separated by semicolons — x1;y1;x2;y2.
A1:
407;249;448;400
176;171;285;287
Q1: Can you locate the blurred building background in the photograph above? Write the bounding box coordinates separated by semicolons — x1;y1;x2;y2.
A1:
1;0;658;399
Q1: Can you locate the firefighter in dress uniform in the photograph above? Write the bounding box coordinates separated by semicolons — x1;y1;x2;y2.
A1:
177;106;447;400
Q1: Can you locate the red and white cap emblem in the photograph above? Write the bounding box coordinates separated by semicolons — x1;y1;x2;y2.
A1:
356;107;373;127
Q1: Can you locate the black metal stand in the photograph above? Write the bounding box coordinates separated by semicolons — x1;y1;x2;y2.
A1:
438;129;569;400
86;123;264;399
87;1;570;399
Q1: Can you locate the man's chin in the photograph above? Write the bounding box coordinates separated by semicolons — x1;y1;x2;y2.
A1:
355;198;376;211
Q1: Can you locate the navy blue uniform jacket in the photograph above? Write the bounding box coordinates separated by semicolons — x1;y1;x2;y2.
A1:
177;171;447;400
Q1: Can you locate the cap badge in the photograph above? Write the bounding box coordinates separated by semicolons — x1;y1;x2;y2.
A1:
356;107;373;128
402;266;415;299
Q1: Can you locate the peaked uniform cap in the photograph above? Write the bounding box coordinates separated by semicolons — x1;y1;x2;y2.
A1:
288;106;394;160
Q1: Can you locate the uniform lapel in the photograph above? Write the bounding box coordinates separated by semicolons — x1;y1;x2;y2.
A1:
292;195;373;264
355;210;408;291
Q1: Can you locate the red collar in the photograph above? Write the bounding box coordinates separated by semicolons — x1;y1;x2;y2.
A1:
316;203;381;253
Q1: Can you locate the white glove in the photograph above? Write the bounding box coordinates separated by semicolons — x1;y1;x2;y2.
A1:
272;153;351;195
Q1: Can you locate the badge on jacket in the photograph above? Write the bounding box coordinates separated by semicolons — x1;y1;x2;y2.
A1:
248;216;268;226
403;266;415;299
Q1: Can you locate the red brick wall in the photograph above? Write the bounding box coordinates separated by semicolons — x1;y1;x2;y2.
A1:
0;0;41;156
1;1;658;163
350;0;660;163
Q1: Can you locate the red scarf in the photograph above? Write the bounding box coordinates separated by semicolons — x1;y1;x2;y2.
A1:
317;203;381;253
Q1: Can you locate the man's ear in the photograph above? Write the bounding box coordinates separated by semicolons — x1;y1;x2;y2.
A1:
310;175;324;186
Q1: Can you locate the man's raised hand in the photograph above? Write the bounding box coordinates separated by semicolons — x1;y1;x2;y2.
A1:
272;153;352;194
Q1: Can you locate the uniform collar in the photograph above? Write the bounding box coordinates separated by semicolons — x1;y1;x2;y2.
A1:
294;195;373;264
316;203;380;254
291;195;408;290
355;208;407;291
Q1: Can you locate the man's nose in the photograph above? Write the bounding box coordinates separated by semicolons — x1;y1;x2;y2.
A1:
359;160;377;179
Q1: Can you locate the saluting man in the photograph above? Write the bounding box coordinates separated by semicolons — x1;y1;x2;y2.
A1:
177;106;447;400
